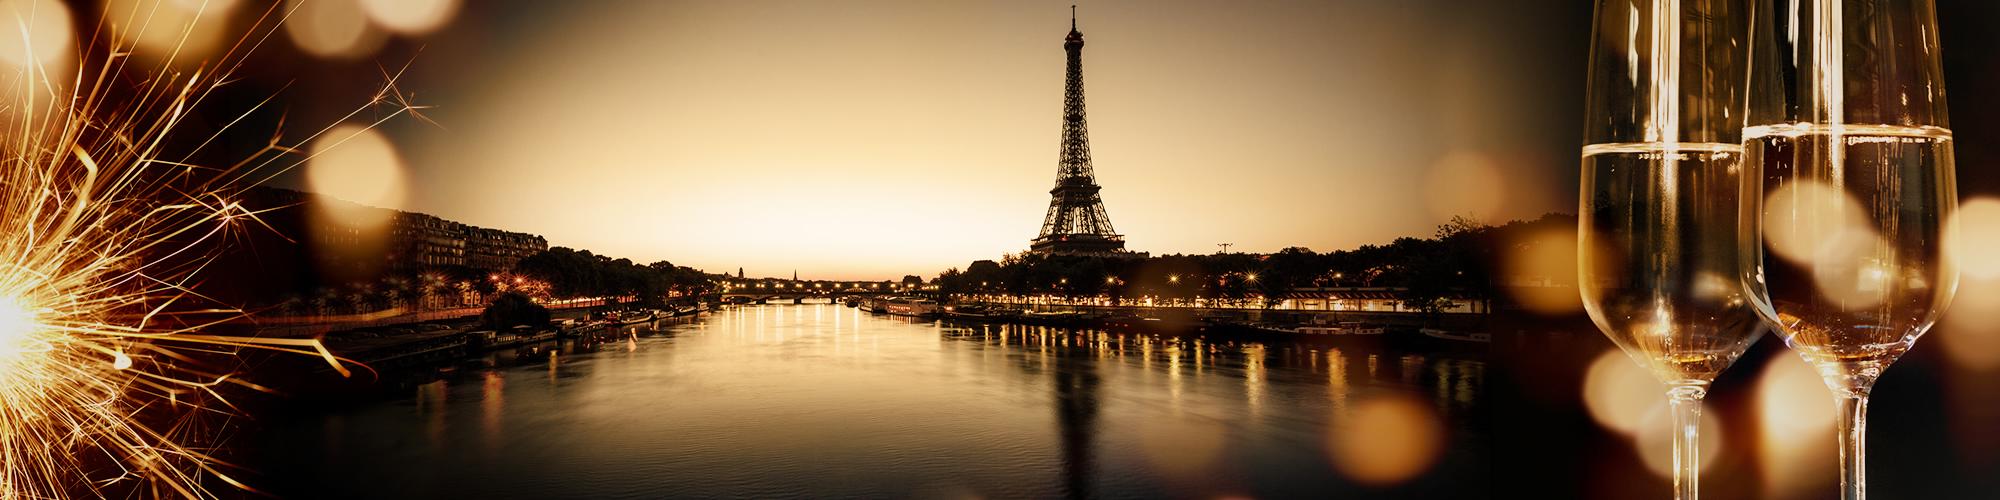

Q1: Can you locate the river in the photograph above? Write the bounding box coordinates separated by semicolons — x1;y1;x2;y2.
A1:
246;304;1487;498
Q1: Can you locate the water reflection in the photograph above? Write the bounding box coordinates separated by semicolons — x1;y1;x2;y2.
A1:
249;305;1487;498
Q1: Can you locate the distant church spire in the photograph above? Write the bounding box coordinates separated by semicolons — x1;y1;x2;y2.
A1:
793;270;798;281
738;267;744;278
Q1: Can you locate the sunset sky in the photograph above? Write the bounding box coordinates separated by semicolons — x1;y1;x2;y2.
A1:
256;0;1596;279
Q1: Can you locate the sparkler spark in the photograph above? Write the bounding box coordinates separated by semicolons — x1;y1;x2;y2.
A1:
0;2;413;497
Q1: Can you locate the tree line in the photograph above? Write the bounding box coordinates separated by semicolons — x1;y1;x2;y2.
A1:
511;247;712;304
930;213;1575;312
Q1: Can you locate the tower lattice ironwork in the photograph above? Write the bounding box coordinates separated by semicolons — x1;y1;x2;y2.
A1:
1030;7;1127;256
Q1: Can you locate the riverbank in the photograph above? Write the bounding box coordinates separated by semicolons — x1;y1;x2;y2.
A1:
845;296;1494;351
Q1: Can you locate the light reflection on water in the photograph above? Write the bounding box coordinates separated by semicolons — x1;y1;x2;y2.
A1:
252;304;1487;498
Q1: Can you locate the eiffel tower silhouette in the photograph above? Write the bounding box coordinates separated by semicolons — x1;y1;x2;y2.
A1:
1029;7;1129;257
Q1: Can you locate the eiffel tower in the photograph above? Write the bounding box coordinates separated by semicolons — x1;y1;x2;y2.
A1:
1030;7;1129;257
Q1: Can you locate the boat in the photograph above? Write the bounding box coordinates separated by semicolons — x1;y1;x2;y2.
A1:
609;311;656;326
1101;314;1206;334
882;297;942;318
1420;327;1491;343
943;304;997;321
1294;322;1386;335
1019;310;1092;327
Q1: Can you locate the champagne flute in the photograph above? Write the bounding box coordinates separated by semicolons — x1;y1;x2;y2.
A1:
1579;1;1763;498
1739;1;1957;498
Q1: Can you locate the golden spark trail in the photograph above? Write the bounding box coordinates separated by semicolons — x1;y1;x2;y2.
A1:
0;2;416;497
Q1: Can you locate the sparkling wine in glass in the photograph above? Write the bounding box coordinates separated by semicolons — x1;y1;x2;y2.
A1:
1739;1;1957;498
1579;1;1762;498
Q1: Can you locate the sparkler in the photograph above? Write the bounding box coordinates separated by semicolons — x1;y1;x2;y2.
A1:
0;2;418;497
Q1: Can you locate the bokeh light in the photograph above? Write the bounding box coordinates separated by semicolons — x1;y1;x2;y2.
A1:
1423;151;1506;221
1503;227;1582;315
358;0;458;35
1327;393;1445;486
1581;349;1661;436
1760;179;1876;267
1946;197;2000;280
1941;278;2000;371
283;0;385;59
1756;352;1837;497
0;0;72;70
1633;405;1724;477
1807;234;1893;310
101;0;238;59
308;124;407;208
1941;197;2000;371
1135;416;1227;479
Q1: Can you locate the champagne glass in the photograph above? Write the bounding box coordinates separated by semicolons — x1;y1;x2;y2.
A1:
1579;1;1763;498
1739;1;1957;498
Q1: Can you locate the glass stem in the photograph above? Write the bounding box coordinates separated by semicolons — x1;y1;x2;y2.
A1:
1668;385;1707;500
1837;393;1869;500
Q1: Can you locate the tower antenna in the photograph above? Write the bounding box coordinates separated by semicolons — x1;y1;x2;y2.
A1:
1071;5;1077;30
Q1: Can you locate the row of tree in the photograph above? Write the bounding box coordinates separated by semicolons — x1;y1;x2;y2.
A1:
511;247;712;304
930;213;1575;312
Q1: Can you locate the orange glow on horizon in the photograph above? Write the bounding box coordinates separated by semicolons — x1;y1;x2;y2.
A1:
358;1;1574;277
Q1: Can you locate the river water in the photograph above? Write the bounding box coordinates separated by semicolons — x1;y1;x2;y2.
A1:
247;304;1487;498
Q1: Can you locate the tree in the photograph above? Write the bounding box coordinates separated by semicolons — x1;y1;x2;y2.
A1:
482;292;550;329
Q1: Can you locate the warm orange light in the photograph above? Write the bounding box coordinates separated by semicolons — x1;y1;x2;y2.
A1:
0;0;72;70
1581;349;1660;436
0;295;41;369
1761;179;1878;267
1755;353;1836;497
1423;151;1506;221
1941;278;2000;371
1327;394;1445;486
308;124;407;207
1947;197;2000;280
283;0;384;59
1634;403;1725;478
358;0;458;35
102;0;237;60
1502;227;1582;315
1135;416;1227;480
